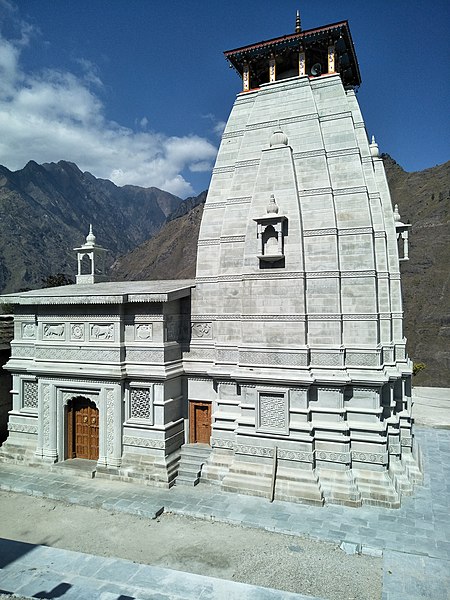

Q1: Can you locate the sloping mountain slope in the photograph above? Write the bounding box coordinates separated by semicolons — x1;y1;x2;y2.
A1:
111;158;450;386
0;160;181;293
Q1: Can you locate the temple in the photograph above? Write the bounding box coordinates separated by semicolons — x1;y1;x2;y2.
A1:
0;14;421;507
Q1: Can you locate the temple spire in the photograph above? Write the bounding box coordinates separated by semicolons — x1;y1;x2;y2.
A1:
295;9;302;33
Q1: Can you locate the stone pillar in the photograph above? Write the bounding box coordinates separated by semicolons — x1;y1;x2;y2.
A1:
269;55;276;82
243;62;250;91
298;49;306;76
328;44;335;73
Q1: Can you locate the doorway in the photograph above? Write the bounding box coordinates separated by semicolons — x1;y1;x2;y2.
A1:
67;396;99;460
189;401;211;444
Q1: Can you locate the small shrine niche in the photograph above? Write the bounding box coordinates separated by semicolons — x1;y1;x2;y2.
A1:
254;194;287;267
393;205;411;262
74;225;108;284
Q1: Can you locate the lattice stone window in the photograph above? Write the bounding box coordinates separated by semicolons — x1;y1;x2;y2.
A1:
130;388;153;423
23;381;38;409
257;391;288;434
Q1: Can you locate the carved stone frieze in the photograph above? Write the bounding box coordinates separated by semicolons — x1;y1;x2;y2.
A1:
12;345;35;358
315;450;351;463
278;449;314;462
123;436;165;449
352;451;386;464
70;323;84;341
388;443;401;454
125;349;163;362
211;437;234;450
346;352;379;367
310;352;343;367
240;351;307;367
303;228;337;237
212;166;235;174
235;444;273;457
258;393;287;432
8;422;38;434
401;436;412;447
36;347;119;362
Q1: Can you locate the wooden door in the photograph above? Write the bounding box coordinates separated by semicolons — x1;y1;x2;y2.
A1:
189;401;211;444
67;397;99;460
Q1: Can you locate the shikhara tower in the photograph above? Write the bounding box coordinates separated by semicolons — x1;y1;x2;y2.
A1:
0;14;421;508
187;16;422;506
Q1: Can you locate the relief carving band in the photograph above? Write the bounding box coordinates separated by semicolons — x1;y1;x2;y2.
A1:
191;322;212;339
90;323;114;340
43;323;64;338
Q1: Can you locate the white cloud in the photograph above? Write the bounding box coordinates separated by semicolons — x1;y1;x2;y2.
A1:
0;13;217;197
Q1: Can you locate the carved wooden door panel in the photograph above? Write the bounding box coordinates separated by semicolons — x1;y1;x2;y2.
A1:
68;397;99;460
189;401;211;444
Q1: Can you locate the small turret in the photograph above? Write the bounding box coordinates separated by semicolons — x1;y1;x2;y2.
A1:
74;225;108;284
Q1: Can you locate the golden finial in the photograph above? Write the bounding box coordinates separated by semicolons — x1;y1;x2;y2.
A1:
295;9;302;33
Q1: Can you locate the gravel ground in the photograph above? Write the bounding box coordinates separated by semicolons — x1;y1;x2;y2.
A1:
0;490;382;599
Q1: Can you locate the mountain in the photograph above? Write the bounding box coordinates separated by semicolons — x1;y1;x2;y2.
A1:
111;192;207;281
111;158;450;387
0;160;181;293
382;156;450;387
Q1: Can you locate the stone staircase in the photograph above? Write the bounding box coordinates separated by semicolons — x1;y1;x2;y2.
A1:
176;444;212;486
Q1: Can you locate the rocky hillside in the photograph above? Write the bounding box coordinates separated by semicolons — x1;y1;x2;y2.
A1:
0;160;181;293
383;156;450;387
112;158;450;387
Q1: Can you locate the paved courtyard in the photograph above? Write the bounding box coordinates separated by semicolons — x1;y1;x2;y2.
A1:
0;387;449;599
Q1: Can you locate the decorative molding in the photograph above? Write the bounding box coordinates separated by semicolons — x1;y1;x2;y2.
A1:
339;227;373;236
123;436;165;449
278;449;314;462
303;228;337;237
308;314;340;320
319;110;352;122
185;348;215;361
36;347;120;362
293;149;326;160
310;352;343;367
198;239;220;246
342;314;378;320
212;165;235;174
235;159;260;168
42;384;50;448
306;271;339;278
61;390;99;407
12;345;35;358
351;451;386;464
245;271;304;280
235;444;273;457
227;196;252;205
333;186;368;195
8;422;38;434
220;235;246;244
126;349;164;362
240;351;308;367
326;148;360;158
203;202;226;210
241;314;306;321
221;130;245;139
388;443;401;454
298;187;333;197
193;314;239;321
315;450;350;463
211;437;234;450
401;436;412;447
106;389;114;456
346;353;379;367
341;270;376;277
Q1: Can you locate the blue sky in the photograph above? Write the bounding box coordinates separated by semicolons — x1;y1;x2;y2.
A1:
0;0;449;197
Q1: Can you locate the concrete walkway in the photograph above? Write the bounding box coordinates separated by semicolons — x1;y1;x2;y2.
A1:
0;387;449;599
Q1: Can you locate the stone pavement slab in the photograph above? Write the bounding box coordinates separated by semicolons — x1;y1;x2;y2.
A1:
1;425;450;599
0;538;320;600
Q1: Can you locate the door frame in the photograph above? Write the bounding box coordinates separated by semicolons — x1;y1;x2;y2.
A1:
188;400;212;444
65;395;100;460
